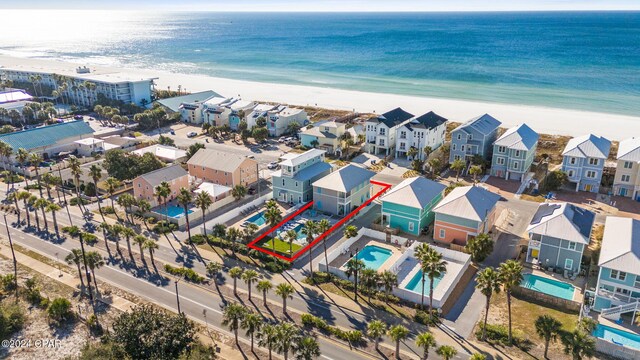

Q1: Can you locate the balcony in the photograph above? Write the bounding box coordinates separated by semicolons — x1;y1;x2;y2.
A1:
528;239;541;249
598;287;640;305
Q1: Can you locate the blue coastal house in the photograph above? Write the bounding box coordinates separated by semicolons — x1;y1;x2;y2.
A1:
380;177;446;235
312;164;375;216
490;123;539;182
449;114;501;164
561;134;611;193
525;202;595;273
592;217;640;319
271;149;332;204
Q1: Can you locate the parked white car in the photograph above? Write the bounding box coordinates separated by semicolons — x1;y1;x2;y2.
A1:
267;161;279;169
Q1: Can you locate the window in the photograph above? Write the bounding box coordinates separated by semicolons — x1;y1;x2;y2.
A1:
635;276;640;288
439;229;445;239
564;258;573;270
461;145;465;152
408;222;415;231
611;270;627;281
570;157;576;165
515;150;521;157
568;242;576;250
498;146;506;153
586;170;597;178
282;179;285;186
624;161;633;169
622;175;631;182
457;134;462;140
589;158;599;166
513;162;519;169
454;155;461;161
568;170;575;177
468;134;473;140
452;144;457;151
496;157;505;165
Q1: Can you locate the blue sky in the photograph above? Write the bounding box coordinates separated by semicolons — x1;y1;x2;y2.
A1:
3;0;639;11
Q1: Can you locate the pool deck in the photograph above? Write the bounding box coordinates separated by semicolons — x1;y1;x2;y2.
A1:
329;237;403;273
524;267;586;303
228;202;289;230
396;253;466;301
596;315;640;335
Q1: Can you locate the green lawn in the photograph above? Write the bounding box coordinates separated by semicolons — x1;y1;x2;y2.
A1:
257;236;302;256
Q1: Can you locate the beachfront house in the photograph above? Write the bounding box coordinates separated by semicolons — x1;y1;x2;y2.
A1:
187;148;258;188
365;107;414;156
0;120;94;158
561;134;611;193
592;217;640;316
449;114;501;164
266;105;307;137
312;164;376;216
133;164;189;207
432;185;500;246
300;120;347;155
155;90;220;115
490;123;539;181
612;137;640;200
380;177;446;235
271;149;332;204
227;100;258;130
525;202;594;273
395;111;447;161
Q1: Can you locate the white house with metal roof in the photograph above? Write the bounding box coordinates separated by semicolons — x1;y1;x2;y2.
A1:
312;164;375;216
592;217;640;318
449;114;501;164
525;202;595;273
380;177;446;235
271;149;332;204
612;137;640;200
365;107;414;156
155;90;220;114
490;123;539;181
561;134;611;193
395;111;448;161
132;144;187;163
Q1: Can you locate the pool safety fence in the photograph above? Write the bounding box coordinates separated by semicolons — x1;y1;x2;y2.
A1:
595;337;640;360
513;285;581;313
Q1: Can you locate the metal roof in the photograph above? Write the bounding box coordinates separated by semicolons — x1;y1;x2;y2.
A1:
132;144;187;161
279;148;326;167
187;148;255;172
312;164;375;192
599;216;640;274
562;134;611;159
0;89;33;104
155;90;221;112
138;164;188;188
617;137;640;162
0;120;94;151
453;114;501;136
527;202;595;245
433;185;500;222
292;161;333;181
494;123;539;151
381;177;446;209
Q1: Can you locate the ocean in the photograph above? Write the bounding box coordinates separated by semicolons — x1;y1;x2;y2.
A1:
1;10;639;115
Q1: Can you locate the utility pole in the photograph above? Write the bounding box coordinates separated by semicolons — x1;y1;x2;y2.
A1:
57;165;72;225
175;279;182;314
3;214;19;302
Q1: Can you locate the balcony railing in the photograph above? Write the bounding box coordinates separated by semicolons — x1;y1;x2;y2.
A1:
598;288;639;304
528;240;541;249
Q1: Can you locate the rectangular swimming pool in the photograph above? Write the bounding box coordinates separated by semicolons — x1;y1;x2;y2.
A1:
155;205;193;219
346;245;393;271
247;211;266;226
593;324;640;350
403;269;443;295
520;274;575;301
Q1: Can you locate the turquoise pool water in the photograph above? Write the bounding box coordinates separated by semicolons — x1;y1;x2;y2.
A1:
277;223;305;240
520;274;575;301
155;205;193;219
347;245;393;270
247;211;266;226
593;324;640;350
403;269;443;295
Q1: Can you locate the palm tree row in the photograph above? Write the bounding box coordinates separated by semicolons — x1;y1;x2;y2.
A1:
8;190;62;236
415;243;448;320
99;221;159;266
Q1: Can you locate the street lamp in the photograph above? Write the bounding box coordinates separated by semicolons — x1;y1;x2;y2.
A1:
3;214;19;302
175;278;182;315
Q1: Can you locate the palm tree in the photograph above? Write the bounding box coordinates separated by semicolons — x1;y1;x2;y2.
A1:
257;279;273;307
388;325;410;360
451;158;466;181
45;202;62;238
121;227;136;258
65;249;85;289
344;258;365;302
498;260;524;344
344;225;358;239
415;332;436;360
380;270;398;304
415;243;433;309
28;195;40;230
316;218;331;268
359;268;379;301
423;249;447;319
242;269;259;300
68;156;84;211
284;229;297;255
41;172;58;200
293;336;320;360
16;148;30;187
85;251;104;292
154;181;171;232
104;177;121;210
275;283;295;315
423;145;432;160
561;330;595;360
469;354;487;360
110;224;124;252
34;198;49;232
89;164;104;220
231;184;247;201
177;188;193;243
469;165;483;183
265;207;283;251
243;223;259;243
229;266;243;296
137;199;152;228
195;191;213;237
143;239;159;268
366;320;387;351
29;153;44;198
275;322;299;360
407;146;419;160
226;227;242;256
301;220;317;280
133;235;147;261
241;312;262;352
222;303;247;345
17;191;31;227
258;324;278;360
117;193;136;224
476;267;502;341
535;314;563;359
99;222;111;249
436;345;457;360
6;192;20;224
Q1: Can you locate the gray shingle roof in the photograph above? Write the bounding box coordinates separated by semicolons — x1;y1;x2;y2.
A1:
406;111;448;131
599;216;640;274
453;114;501;136
494;123;539;151
0;120;94;151
187;148;255;172
527;202;595;245
312;164;375;192
433;185;500;221
562;134;611;159
139;164;188;188
370;107;414;128
381;177;446;209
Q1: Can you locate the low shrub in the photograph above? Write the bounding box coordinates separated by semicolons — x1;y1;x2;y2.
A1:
186;234;207;245
146;216;157;224
81;232;98;245
70;197;88;206
476;323;528;348
47;298;73;324
164;264;206;283
101;206;116;215
414;309;440;326
1;274;16;292
0;303;25;339
24;184;42;190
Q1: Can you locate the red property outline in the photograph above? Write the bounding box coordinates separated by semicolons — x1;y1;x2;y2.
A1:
247;180;392;262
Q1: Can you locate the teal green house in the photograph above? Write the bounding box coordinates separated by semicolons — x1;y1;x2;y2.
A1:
379;177;446;235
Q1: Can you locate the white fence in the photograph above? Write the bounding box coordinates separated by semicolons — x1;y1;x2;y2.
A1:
596;338;640;360
201;193;272;234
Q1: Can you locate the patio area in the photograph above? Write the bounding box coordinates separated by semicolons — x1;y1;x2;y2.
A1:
522;266;587;303
328;237;404;273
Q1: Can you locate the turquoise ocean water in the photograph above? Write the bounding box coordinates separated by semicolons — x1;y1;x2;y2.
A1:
1;11;638;115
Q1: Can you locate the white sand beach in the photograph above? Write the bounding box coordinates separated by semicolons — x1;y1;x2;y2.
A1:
1;55;638;140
